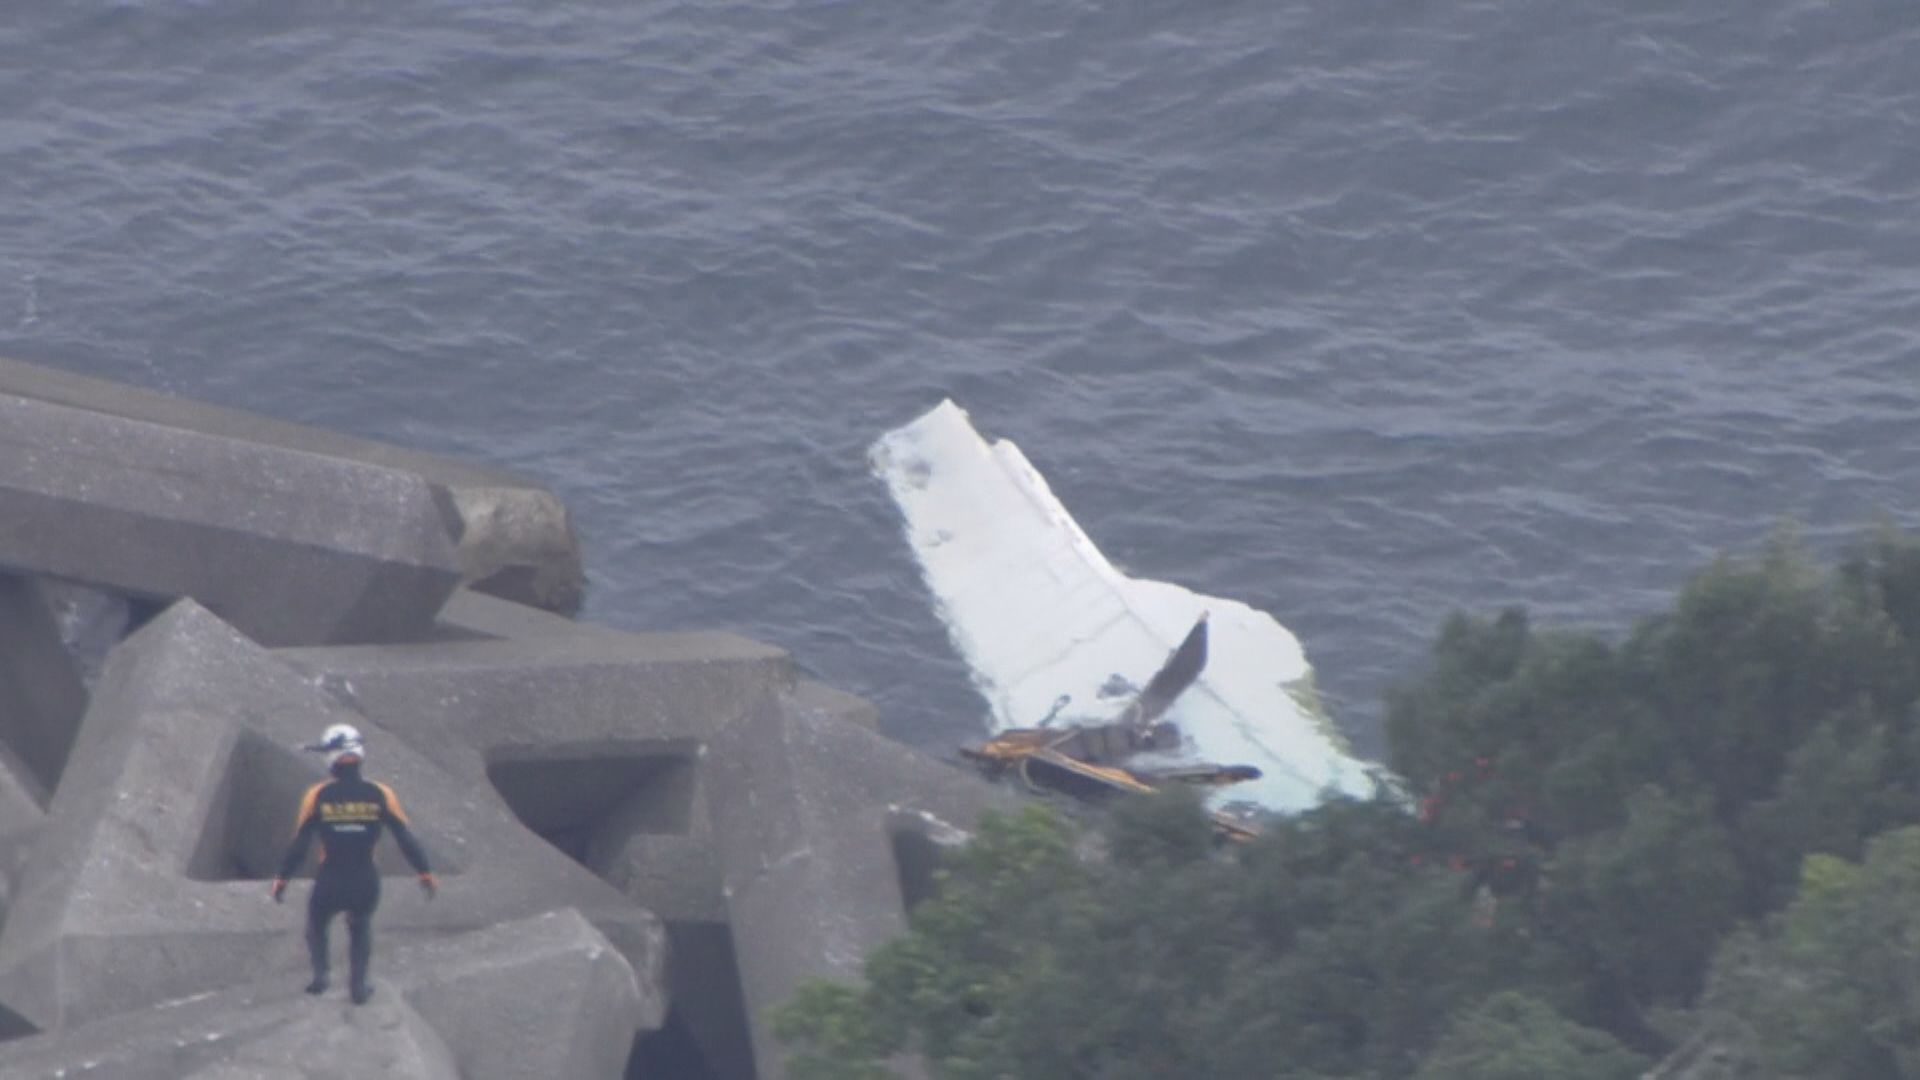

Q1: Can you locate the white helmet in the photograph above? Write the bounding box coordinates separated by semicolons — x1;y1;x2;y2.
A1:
305;723;364;767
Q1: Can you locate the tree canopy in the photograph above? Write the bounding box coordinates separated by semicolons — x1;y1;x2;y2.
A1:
1412;992;1646;1080
779;527;1920;1078
1695;825;1920;1078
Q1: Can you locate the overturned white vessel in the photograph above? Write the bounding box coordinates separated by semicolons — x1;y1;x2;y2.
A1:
870;399;1392;814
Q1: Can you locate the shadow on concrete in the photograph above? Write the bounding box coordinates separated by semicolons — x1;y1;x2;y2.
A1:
628;1005;724;1080
187;730;324;882
188;730;469;881
485;749;696;875
891;826;946;915
486;750;758;1080
0;1001;35;1042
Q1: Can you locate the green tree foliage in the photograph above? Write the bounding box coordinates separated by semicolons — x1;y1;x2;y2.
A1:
774;981;901;1080
779;794;1590;1080
1387;532;1920;1026
1542;786;1741;1008
1839;523;1920;676
1699;827;1920;1078
1412;992;1646;1080
1624;537;1912;821
780;528;1920;1078
778;801;1206;1080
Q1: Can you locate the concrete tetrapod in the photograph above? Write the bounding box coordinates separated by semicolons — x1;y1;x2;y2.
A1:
0;572;88;807
0;574;88;1032
276;616;795;924
0;356;586;615
0;600;666;1035
0;390;462;646
383;908;650;1080
276;597;1012;1080
704;691;1021;1080
0;909;646;1080
0;986;462;1080
277;611;792;1080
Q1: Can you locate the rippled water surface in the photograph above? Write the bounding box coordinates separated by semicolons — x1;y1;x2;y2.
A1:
4;0;1916;757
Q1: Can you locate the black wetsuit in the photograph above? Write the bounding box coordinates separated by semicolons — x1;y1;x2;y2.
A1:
276;760;430;997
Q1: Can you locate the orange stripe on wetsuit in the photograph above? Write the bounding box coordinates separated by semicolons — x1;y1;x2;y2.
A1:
292;782;328;865
372;781;410;827
276;769;431;881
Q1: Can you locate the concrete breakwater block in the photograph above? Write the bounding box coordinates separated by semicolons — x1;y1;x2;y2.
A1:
276;625;795;923
0;909;647;1080
706;692;1020;1079
0;357;1029;1078
279;604;1012;1080
0;391;462;646
386;908;652;1080
784;678;881;731
431;586;626;643
30;578;132;687
0;983;463;1080
0;356;587;615
0;573;86;806
278;622;791;1079
0;818;42;959
279;627;794;765
0;601;665;1033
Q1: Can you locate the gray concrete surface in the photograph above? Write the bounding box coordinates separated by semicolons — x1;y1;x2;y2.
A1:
706;691;1018;1079
281;599;1015;1080
0;361;1028;1079
388;909;650;1080
785;678;882;731
0;574;87;804
0;910;645;1080
0;601;665;1032
277;620;791;1076
277;628;793;762
276;624;794;925
0;356;586;615
431;586;620;642
0;985;463;1080
31;577;132;687
0;391;462;646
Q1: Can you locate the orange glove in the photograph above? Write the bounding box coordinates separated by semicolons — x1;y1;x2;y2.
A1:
418;872;438;901
270;878;288;903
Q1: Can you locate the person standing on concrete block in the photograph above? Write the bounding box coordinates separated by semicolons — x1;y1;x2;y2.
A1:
270;723;437;1004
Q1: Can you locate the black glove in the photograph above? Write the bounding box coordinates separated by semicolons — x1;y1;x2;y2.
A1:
419;872;438;901
270;878;288;903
